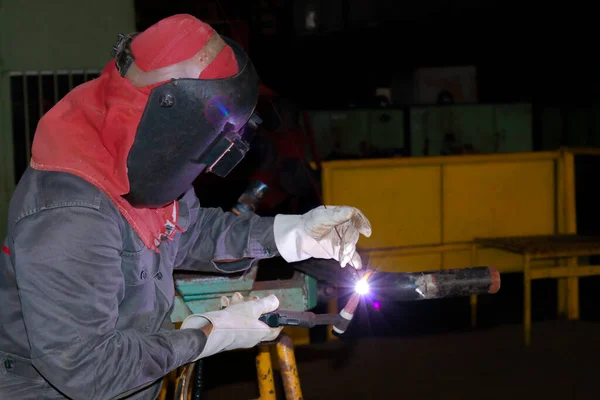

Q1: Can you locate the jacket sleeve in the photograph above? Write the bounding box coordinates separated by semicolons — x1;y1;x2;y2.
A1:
12;206;207;400
175;202;279;273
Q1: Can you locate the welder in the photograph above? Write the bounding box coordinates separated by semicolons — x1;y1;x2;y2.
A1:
0;14;371;400
249;94;320;215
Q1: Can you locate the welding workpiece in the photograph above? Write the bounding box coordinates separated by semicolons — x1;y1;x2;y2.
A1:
278;263;501;336
330;266;500;336
291;260;500;302
370;266;501;301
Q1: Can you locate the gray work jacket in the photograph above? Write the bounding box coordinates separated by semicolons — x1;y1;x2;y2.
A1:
0;168;277;399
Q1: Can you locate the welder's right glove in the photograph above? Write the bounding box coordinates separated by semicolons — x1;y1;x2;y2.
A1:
274;205;372;269
180;292;282;361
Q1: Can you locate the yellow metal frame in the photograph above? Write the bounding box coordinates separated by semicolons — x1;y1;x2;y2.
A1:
160;334;304;400
321;148;600;341
469;148;600;345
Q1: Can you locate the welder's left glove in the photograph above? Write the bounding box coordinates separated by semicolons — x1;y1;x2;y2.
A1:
180;292;282;361
274;205;372;269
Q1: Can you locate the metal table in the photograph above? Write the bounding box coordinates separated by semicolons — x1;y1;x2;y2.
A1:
470;234;600;345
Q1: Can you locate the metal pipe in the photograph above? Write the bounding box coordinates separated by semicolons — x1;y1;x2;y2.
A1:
275;334;303;400
37;73;44;119
174;363;195;400
368;266;500;301
192;360;204;400
68;71;74;92
22;72;31;161
53;73;59;105
256;345;276;400
291;260;500;301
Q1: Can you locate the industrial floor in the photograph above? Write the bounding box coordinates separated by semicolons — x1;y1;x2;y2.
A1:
200;274;600;399
202;320;600;400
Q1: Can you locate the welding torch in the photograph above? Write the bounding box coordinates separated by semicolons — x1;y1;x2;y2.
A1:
229;184;502;333
260;266;501;335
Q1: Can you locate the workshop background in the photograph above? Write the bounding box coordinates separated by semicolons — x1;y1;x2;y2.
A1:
1;0;600;399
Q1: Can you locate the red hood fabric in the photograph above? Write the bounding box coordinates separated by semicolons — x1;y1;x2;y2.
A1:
30;14;239;252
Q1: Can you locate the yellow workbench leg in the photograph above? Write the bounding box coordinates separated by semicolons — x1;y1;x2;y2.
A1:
256;345;276;400
470;243;478;328
523;254;532;346
275;334;303;400
567;256;580;320
557;278;568;318
470;295;478;328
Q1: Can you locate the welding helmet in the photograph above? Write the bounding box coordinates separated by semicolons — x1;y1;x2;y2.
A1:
111;29;261;208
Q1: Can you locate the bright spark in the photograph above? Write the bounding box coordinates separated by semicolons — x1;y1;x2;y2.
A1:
355;279;370;295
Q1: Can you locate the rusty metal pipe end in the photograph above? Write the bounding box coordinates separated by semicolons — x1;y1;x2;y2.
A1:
488;266;501;294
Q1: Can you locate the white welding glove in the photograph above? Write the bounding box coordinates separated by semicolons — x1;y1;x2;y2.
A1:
180;292;283;361
274;205;372;269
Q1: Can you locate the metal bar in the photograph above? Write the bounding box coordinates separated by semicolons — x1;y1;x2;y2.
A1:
523;253;532;346
473;244;600;260
563;151;580;321
275;334;303;400
563;151;577;234
256;345;276;400
174;363;195;400
470;243;478;328
529;249;600;260
192;360;204;400
321;150;560;170
556;150;568;317
53;72;59;105
530;265;600;280
22;71;31;161
68;71;74;92
561;147;600;156
367;266;500;302
37;72;44;119
9;69;101;76
360;242;477;256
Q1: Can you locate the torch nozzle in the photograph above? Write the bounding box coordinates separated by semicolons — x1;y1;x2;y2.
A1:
332;292;361;336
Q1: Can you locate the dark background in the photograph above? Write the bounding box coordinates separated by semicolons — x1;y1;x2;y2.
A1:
132;1;600;333
119;2;600;397
134;0;596;108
